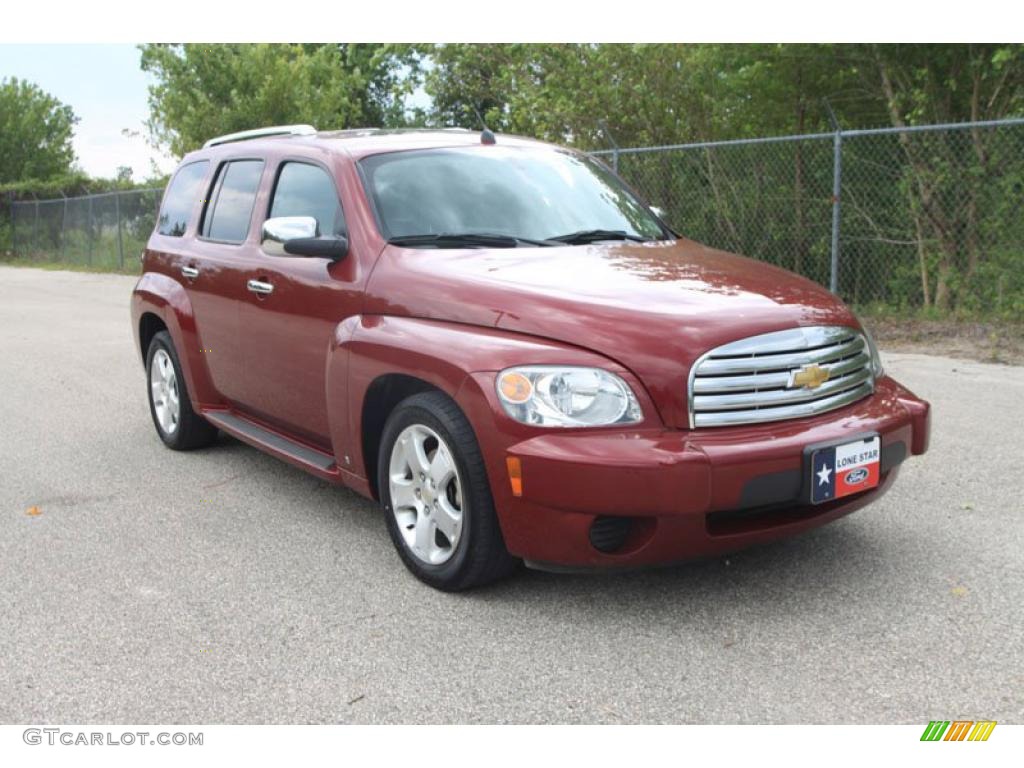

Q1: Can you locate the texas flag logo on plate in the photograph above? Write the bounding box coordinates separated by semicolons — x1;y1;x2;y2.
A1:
810;435;881;504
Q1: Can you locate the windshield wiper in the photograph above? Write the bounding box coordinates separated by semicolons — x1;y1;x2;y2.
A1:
387;232;555;249
548;229;655;245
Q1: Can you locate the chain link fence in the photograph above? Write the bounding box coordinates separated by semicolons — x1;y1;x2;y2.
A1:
4;118;1023;314
596;117;1024;314
7;188;163;271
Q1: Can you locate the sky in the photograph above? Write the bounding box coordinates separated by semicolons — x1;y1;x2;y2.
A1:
0;44;177;180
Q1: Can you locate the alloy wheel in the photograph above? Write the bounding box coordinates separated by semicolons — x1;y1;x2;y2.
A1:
150;348;180;435
388;423;464;565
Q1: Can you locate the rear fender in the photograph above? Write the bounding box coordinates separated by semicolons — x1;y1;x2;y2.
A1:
130;272;221;408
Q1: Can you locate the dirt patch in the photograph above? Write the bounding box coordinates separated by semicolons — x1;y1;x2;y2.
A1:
864;317;1024;366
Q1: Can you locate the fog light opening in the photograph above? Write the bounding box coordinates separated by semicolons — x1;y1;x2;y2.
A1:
589;515;633;554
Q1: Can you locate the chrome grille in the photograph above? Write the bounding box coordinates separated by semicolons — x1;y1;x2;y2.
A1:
688;326;875;428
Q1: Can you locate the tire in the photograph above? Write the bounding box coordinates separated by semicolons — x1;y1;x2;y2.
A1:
378;391;518;591
146;330;218;451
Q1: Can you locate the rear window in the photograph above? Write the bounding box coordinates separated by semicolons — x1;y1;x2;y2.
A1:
202;160;265;243
157;161;209;237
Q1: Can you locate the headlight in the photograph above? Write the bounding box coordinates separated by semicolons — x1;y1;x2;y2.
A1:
496;366;643;427
858;321;884;378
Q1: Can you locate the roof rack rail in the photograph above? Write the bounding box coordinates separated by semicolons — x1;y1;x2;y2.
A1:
203;124;317;148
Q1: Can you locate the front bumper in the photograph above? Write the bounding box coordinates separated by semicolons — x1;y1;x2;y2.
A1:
477;376;929;569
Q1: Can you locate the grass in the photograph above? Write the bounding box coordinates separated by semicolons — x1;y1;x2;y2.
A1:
853;306;1024;366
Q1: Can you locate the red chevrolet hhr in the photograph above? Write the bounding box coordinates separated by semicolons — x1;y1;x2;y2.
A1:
131;125;930;590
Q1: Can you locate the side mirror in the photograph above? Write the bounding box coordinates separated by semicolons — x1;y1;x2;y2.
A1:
284;235;348;260
262;216;348;261
263;215;318;244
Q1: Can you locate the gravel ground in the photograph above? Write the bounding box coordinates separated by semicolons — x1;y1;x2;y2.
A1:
865;315;1024;366
1;265;1021;724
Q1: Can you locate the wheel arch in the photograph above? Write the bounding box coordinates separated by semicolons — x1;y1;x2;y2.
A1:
131;272;221;408
360;374;449;500
328;316;476;499
138;312;168;364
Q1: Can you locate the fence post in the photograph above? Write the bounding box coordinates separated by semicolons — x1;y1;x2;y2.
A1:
115;191;125;269
8;193;15;257
60;193;68;263
33;199;40;258
824;100;843;295
829;130;842;294
87;195;94;267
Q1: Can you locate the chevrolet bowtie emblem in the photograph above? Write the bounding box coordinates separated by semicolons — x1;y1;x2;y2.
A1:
791;363;830;389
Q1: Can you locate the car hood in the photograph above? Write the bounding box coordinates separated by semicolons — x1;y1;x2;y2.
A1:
364;238;861;428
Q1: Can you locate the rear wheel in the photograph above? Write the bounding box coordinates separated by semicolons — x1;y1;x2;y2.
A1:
146;331;218;450
378;391;517;591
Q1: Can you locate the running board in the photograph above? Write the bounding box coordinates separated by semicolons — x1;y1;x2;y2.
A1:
203;410;338;478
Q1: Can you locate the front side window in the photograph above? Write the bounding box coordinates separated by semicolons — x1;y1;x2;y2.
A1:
202;160;264;243
157;160;209;237
269;162;345;236
359;146;666;244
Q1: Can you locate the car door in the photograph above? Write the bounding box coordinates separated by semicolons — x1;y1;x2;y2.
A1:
184;157;266;408
234;159;362;448
150;159;246;406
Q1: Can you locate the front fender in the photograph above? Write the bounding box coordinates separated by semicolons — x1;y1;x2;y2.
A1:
130;272;220;408
332;314;660;488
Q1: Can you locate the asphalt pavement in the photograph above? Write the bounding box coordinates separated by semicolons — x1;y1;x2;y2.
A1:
1;265;1021;724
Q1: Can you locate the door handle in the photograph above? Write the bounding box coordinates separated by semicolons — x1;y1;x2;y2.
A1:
181;265;199;280
247;279;274;296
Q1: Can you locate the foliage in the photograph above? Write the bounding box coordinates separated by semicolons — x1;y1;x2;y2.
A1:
418;44;1024;314
422;44;1023;143
5;44;1024;316
848;44;1024;310
139;44;423;156
0;77;78;183
0;172;153;200
424;44;878;148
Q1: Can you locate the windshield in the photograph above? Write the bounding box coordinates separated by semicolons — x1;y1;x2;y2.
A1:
359;146;669;244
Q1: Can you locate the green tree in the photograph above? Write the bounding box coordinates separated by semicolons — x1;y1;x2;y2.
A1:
140;44;422;156
423;44;877;149
0;77;78;183
337;44;426;127
849;44;1024;309
424;43;522;131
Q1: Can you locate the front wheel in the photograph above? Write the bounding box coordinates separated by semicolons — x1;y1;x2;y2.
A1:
378;391;517;591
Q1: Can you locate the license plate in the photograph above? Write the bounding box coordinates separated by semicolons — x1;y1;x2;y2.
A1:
809;435;880;504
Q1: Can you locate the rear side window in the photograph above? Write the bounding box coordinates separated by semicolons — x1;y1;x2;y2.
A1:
157;161;208;237
202;160;265;243
269;162;345;236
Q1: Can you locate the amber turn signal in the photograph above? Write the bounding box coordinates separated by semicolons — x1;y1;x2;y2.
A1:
506;456;523;497
497;371;533;404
